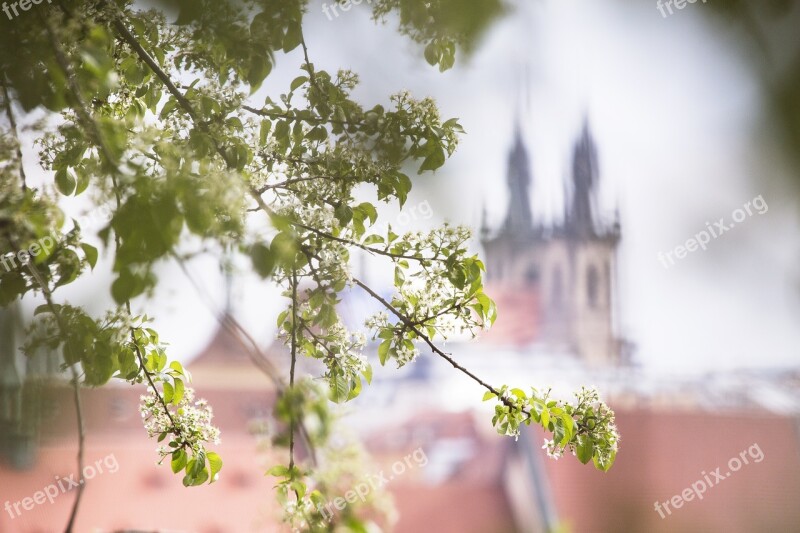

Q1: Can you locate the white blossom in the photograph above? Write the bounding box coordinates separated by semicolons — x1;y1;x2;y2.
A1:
138;385;221;459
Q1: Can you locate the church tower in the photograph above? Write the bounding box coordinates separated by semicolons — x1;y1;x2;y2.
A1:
503;125;534;235
481;118;621;366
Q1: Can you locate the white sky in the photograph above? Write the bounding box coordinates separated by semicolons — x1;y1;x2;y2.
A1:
27;0;800;375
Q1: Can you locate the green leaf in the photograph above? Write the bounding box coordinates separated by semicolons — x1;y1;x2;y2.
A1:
290;76;308;91
290;480;306;499
259;120;272;146
559;413;575;443
207;451;223;483
173;378;185;405
169;360;185;377
0;272;26;306
334;204;353;226
80;243;98;269
576;436;594;465
594;449;616;472
363;234;384;246
187;467;209;486
510;388;526;400
55;168;77;196
190;451;206;477
482;391;497;402
553;422;566;448
378;339;391;366
347;374;362;400
283;22;302;52
329;374;351;403
271;232;297;267
111;268;147;304
163;381;174;404
266;465;290;477
171;449;188;473
118;348;138;380
249;242;275;278
418;145;446;173
358;202;378;225
424;42;439;66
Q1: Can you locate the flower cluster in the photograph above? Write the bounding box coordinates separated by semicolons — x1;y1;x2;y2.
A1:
365;311;389;330
321;322;369;374
542;438;565;460
572;385;620;467
485;385;620;472
401;224;472;248
273;200;337;234
395;342;421;366
317;247;353;283
139;385;221;459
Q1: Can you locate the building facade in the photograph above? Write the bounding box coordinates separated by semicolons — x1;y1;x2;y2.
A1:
481;120;622;365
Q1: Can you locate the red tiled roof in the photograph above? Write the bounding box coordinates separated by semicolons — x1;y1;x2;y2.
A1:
534;409;800;533
1;385;283;532
392;483;517;533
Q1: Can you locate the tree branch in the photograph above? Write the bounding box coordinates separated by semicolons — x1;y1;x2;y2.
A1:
350;275;529;417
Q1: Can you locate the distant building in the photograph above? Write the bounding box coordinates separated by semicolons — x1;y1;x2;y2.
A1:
481;120;623;366
0;304;62;470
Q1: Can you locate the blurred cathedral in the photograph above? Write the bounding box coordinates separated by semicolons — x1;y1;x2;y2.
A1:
481;120;623;366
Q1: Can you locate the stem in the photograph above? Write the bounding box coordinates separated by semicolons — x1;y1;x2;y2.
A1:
19;244;85;533
351;275;530;417
249;189;441;264
109;17;196;121
288;269;298;472
128;320;179;433
1;78;27;190
40;12;116;168
63;366;84;533
108;7;235;168
173;256;318;467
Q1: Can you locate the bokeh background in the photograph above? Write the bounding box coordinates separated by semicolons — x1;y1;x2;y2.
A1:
2;0;800;531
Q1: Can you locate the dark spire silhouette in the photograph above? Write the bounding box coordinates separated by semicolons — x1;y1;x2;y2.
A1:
503;123;534;234
568;118;598;237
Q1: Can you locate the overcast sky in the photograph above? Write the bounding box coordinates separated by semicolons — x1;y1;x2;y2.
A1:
38;0;800;375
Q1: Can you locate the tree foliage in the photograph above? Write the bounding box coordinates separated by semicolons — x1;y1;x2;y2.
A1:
0;1;618;531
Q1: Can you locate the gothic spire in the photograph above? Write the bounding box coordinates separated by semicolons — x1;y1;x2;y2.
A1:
568;118;598;237
503;123;534;234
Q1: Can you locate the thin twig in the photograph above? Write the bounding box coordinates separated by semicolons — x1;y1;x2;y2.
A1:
17;242;85;533
350;275;530;417
173;256;318;467
1;79;27;190
288;269;298;472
